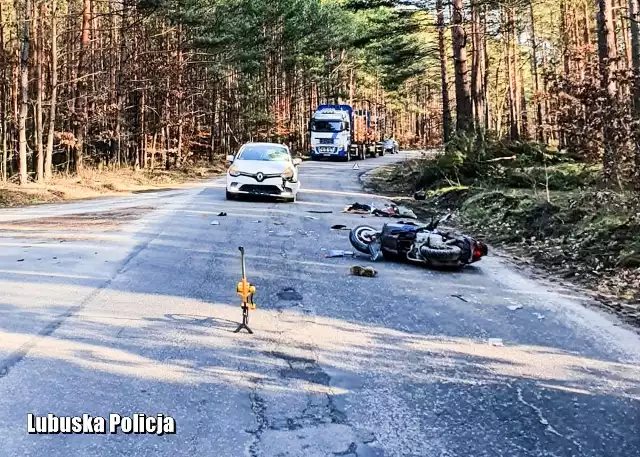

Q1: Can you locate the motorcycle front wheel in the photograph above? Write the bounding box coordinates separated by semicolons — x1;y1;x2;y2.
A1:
349;225;379;254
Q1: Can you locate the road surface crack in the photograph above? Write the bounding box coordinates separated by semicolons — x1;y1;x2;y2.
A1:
516;387;562;437
246;378;268;457
515;386;585;454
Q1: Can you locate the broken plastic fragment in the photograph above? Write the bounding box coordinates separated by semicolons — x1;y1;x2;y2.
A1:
452;294;468;302
210;221;220;225
368;241;382;262
324;250;355;258
507;305;523;311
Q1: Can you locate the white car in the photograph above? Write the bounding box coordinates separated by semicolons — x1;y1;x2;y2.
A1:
226;142;302;202
383;139;399;154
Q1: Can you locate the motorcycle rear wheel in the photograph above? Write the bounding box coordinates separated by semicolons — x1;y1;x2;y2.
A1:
349;225;378;254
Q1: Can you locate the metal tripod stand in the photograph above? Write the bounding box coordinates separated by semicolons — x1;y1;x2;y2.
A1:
234;246;255;334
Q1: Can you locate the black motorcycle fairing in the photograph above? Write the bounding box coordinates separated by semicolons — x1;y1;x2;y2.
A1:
380;222;418;256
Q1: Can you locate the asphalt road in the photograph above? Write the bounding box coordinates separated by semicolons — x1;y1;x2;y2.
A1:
0;152;639;457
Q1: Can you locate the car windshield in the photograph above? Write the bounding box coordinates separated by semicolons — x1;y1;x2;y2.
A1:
311;120;344;133
237;145;290;161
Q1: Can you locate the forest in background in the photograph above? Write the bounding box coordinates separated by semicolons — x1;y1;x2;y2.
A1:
0;0;441;184
0;0;639;193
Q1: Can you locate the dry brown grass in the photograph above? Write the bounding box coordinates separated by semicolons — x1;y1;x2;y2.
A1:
0;163;225;209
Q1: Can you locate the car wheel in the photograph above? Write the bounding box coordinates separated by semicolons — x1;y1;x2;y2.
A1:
284;195;296;203
225;190;235;200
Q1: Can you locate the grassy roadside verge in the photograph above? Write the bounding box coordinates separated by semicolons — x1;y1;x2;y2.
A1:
363;153;640;328
0;162;226;208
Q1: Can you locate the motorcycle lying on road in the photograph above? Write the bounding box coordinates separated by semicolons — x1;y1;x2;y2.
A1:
348;213;488;269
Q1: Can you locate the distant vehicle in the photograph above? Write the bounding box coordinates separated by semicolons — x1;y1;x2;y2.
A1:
308;104;382;161
383;139;399;155
226;142;302;203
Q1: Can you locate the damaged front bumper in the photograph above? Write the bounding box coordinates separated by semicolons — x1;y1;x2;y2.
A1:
226;175;300;198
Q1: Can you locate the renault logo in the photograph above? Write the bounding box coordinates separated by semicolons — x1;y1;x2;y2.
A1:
255;172;264;182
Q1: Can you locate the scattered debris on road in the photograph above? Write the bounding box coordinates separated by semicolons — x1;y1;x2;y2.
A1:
344;202;371;214
218;211;227;216
331;224;349;230
305;215;319;220
451;294;468;302
307;210;333;214
343;201;417;219
17;259;24;262
373;203;417;219
533;312;545;320
350;265;377;277
273;221;284;225
252;220;262;223
414;190;427;200
210;221;220;225
507;304;523;311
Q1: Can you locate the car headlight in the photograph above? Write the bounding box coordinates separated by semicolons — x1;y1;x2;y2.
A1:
228;165;240;177
281;167;294;180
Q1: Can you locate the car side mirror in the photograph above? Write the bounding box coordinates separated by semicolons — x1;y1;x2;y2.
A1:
226;154;234;164
292;158;302;166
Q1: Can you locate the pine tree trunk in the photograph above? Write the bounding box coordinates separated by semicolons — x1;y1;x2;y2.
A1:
629;0;640;190
0;1;7;182
597;0;619;186
483;4;490;130
561;2;571;76
35;2;44;182
16;0;31;185
437;0;452;141
44;0;57;181
176;24;183;168
471;2;484;132
505;7;518;140
529;0;545;142
74;0;91;172
511;7;523;139
451;0;473;133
